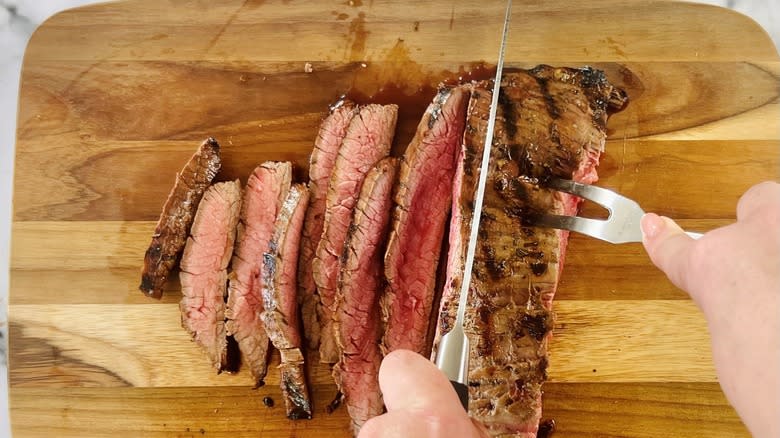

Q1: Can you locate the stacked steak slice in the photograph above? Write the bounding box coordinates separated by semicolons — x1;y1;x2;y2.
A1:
179;180;242;372
313;104;398;363
261;184;313;419
382;86;469;356
226;162;292;386
333;157;399;434
433;66;627;436
140;138;221;298
298;100;359;350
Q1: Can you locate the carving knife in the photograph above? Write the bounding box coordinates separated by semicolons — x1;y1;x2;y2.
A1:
434;0;512;410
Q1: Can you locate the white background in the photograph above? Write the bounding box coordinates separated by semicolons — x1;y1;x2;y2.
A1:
0;0;777;436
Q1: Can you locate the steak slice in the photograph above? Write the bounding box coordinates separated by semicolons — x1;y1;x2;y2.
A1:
381;86;469;356
313;104;398;363
140;138;221;298
433;67;627;436
225;162;292;387
298;100;359;350
261;184;313;420
333;157;399;435
179;180;242;372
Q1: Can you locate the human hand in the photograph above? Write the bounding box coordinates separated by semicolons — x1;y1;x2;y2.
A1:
358;349;488;438
641;181;780;438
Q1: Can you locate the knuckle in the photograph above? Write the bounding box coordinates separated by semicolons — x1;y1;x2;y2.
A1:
737;181;780;221
685;235;716;283
358;418;380;437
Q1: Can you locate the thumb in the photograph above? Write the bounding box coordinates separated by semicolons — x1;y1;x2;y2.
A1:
378;349;465;414
641;213;697;292
361;350;487;438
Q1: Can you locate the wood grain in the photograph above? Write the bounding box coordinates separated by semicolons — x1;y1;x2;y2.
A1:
541;383;750;437
12;137;780;222
10;219;730;305
21;0;778;62
10;0;779;436
10;386;352;438
10;383;748;438
9;301;713;387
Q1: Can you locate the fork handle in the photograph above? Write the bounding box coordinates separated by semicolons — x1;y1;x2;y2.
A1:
686;231;703;239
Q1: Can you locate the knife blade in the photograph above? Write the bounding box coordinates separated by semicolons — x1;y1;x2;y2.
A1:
435;0;513;410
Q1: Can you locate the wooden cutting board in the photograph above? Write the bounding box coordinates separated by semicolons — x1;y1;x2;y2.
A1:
9;0;779;436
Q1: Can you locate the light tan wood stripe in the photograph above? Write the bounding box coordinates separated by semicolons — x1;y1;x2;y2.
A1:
8;219;731;304
9;301;713;388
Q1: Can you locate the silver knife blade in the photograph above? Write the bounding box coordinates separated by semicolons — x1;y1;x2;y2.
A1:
436;0;512;388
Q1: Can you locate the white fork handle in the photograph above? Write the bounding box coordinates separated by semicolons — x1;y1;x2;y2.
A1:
686;231;703;239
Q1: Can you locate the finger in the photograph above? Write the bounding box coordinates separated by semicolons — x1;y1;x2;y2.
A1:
736;181;780;224
358;410;429;438
358;409;487;438
378;349;464;414
641;213;696;291
359;410;441;438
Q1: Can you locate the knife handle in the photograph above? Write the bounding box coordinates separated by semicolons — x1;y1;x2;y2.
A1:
450;380;469;410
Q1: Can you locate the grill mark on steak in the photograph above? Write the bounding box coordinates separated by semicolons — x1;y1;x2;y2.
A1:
179;180;241;373
261;184;313;420
225;162;292;387
140;138;221;298
313;104;397;363
381;86;469;356
433;66;626;437
534;76;561;120
333;158;398;435
298;100;359;351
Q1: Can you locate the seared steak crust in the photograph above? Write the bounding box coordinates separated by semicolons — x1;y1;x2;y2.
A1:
226;162;292;387
382;86;469;356
313;104;397;363
333;158;398;434
298;100;359;350
179;180;242;372
261;184;313;420
140;138;221;298
435;67;626;436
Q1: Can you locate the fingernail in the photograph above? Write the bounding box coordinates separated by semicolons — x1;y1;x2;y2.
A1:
640;213;663;240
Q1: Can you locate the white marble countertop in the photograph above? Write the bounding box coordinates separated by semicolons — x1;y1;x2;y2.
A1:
0;0;777;436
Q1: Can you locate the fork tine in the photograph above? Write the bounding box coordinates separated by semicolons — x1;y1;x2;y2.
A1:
531;213;609;239
537;177;647;243
547;177;625;211
534;178;696;244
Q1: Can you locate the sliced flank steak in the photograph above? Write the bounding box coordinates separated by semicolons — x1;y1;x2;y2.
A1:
179;180;242;372
140;138;221;298
313;104;397;363
225;162;292;387
298;100;359;350
381;86;469;356
261;184;313;420
333;157;399;434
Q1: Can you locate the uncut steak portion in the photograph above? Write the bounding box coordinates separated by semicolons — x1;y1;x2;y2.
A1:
434;67;627;436
225;162;292;387
261;184;313;420
333;158;398;435
381;85;469;356
140;138;221;298
313;104;397;363
179;180;242;372
298;100;359;350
